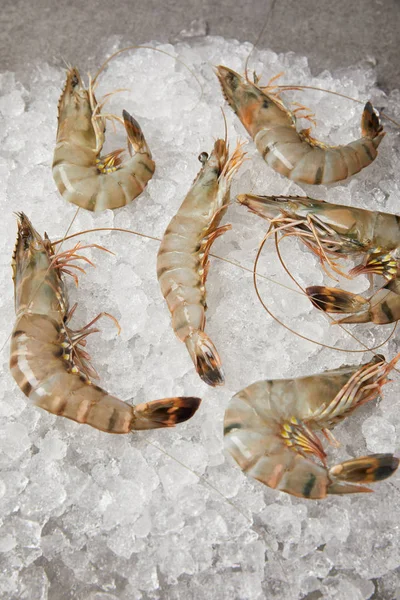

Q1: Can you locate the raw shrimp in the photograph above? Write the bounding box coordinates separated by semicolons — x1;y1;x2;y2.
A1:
53;67;155;211
307;277;400;324
10;213;200;432
237;194;400;279
224;355;399;499
157;139;245;387
216;66;384;185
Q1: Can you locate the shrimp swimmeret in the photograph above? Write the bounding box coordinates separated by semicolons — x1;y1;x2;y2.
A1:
53;67;155;211
224;356;399;499
157;139;246;387
216;65;384;185
10;213;201;433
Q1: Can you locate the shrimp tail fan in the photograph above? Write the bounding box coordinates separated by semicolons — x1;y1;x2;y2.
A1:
132;396;201;429
306;286;369;316
361;102;385;148
185;331;225;387
328;453;399;494
122;109;151;155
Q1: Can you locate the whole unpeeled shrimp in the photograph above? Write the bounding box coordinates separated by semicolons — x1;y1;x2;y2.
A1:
237;194;400;279
216;66;384;185
53;68;155;211
157;140;245;387
224;356;399;499
10;213;200;432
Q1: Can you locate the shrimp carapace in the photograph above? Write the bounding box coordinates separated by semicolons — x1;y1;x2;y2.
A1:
53;67;155;211
216;65;384;185
237;194;400;280
10;213;201;432
224;356;399;498
157;139;246;387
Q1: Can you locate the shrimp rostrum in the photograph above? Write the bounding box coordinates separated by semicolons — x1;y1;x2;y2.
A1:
157;139;246;387
53;68;155;211
10;213;200;433
216;66;384;185
224;356;399;499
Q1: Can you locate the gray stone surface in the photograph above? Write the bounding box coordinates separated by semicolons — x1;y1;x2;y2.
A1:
1;0;399;91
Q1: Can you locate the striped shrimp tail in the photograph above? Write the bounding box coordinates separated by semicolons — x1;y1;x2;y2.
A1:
186;331;225;387
306;286;369;315
133;396;201;430
328;454;399;495
361;102;385;148
122;109;152;155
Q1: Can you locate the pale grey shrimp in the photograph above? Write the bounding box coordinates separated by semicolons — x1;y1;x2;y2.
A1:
53;68;155;211
10;213;201;432
224;355;399;499
237;194;400;280
217;66;384;185
157;140;246;386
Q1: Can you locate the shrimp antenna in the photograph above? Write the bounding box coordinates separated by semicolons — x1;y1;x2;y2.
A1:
275;85;400;129
50;225;302;296
142;435;289;583
252;227;399;372
91;44;203;104
221;107;228;146
244;0;277;82
274;230;399;359
60;56;72;71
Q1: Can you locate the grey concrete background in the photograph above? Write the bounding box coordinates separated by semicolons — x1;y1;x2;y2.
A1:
1;0;399;92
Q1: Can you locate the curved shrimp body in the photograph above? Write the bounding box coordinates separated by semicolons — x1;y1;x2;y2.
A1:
238;194;400;279
224;356;399;499
308;277;400;324
10;214;200;433
157;140;245;387
216;66;384;185
53;68;155;211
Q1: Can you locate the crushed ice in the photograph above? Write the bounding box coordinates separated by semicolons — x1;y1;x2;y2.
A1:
0;36;399;599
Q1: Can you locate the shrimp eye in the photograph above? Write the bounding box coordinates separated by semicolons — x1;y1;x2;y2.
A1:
71;74;79;88
226;71;239;90
198;152;209;165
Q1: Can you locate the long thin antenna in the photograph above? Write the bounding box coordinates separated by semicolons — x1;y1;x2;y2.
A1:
92;44;203;104
143;436;289;583
51;225;304;296
252;226;397;355
276;84;400;128
244;0;277;81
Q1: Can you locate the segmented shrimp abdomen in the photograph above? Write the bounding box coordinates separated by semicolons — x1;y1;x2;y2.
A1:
254;126;312;178
10;314;64;392
224;389;330;498
9;314;131;432
10;314;201;433
254;127;384;185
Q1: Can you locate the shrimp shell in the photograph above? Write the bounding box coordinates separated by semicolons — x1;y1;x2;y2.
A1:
53;68;155;211
10;213;201;433
157;139;246;387
224;356;399;498
216;66;384;185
